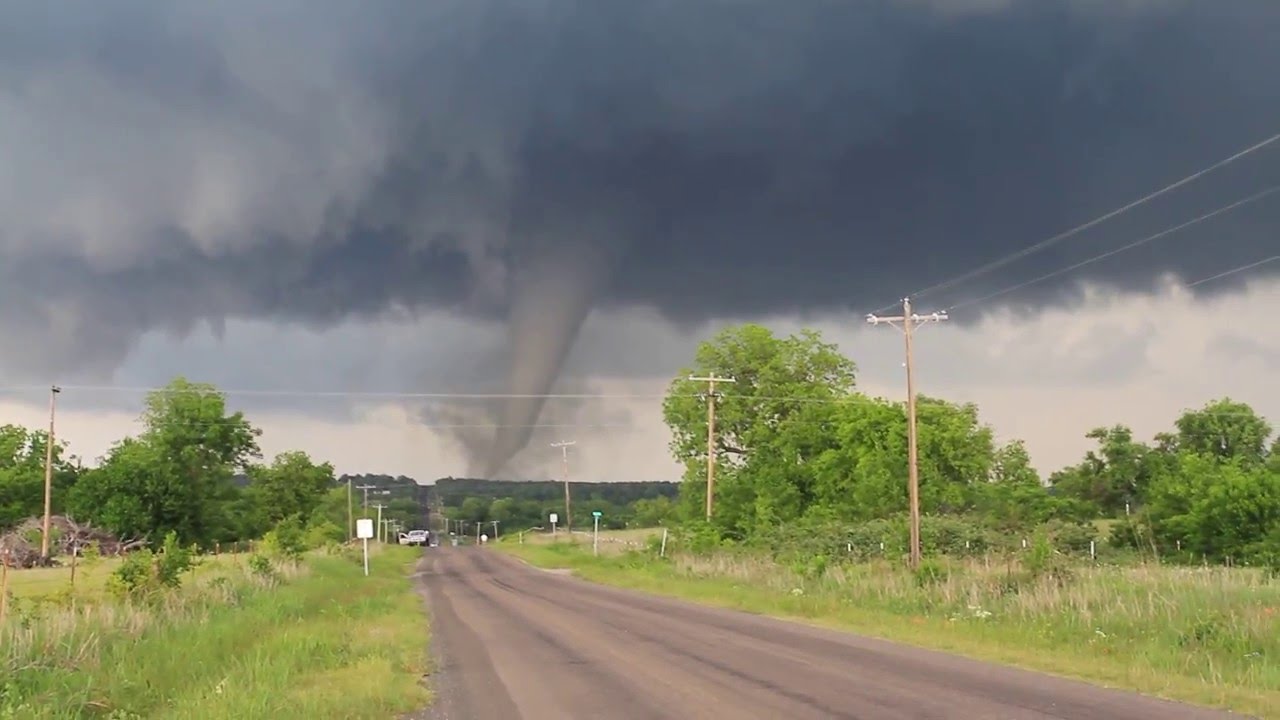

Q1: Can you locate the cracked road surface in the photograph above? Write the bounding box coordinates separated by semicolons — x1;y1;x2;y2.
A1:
419;547;1245;720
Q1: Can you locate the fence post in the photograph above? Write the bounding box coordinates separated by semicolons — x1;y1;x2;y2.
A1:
660;528;668;558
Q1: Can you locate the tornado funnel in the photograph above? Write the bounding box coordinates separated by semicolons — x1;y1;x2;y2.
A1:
484;233;620;477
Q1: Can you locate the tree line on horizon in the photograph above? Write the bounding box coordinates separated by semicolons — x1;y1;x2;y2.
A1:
658;324;1279;565
0;378;360;551
3;324;1276;566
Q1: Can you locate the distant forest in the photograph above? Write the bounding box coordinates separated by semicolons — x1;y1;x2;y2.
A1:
338;474;678;505
336;474;681;533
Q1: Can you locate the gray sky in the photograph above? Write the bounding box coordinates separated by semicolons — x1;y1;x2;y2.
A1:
4;271;1275;481
0;1;1277;479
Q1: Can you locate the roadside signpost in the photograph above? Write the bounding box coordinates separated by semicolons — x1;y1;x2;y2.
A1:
592;511;602;556
356;518;374;576
549;512;559;536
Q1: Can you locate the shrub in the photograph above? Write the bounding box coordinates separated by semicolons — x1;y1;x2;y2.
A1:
261;515;308;562
108;532;196;598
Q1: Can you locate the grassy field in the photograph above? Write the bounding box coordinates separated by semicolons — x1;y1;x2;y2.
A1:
3;552;248;600
1;545;431;719
512;527;661;554
499;539;1279;718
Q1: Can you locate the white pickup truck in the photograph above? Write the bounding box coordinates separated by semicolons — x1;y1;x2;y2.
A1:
398;529;429;547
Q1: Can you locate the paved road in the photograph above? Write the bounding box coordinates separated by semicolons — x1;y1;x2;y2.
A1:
419;547;1246;720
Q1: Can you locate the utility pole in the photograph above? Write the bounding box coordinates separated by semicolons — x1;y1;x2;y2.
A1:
356;484;375;510
372;503;386;542
40;385;61;564
347;477;355;541
867;298;948;570
688;373;736;520
550;440;576;532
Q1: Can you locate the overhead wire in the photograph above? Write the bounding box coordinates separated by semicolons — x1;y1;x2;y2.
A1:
1185;255;1279;288
865;129;1280;315
944;185;1280;312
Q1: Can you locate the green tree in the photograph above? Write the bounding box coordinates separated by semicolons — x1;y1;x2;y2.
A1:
1143;453;1280;562
974;441;1077;531
457;496;491;523
809;396;995;523
662;324;856;533
1051;426;1155;516
0;425;80;529
69;378;261;546
631;496;676;527
248;451;335;526
1172;398;1272;466
68;438;169;541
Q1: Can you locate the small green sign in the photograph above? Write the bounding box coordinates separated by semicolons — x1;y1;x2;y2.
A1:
591;511;602;517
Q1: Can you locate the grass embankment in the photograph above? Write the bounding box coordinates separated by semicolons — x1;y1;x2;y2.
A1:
1;545;431;719
500;539;1279;717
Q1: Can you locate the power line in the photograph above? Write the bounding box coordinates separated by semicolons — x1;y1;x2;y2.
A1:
866;129;1280;315
1185;255;1279;289
945;185;1280;312
13;385;675;400
8;386;1271;417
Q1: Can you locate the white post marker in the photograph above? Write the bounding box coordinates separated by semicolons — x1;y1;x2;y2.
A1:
356;518;375;577
592;511;602;556
550;512;559;537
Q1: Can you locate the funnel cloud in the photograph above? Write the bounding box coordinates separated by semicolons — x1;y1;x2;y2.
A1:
2;1;1279;473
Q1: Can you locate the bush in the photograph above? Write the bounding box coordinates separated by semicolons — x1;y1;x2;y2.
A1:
675;520;725;554
247;553;278;584
261;515;308;562
305;519;345;547
914;557;948;587
1044;520;1097;556
108;532;196;598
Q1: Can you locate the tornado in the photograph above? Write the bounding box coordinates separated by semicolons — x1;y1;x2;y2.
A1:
484;228;623;477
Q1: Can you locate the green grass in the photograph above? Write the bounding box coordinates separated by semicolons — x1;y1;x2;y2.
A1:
3;553;248;601
511;527;661;554
500;540;1279;718
1;545;431;719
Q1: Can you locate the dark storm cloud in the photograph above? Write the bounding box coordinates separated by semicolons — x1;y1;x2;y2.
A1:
3;0;1279;471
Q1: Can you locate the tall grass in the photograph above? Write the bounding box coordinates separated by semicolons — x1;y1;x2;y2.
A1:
503;542;1279;716
1;545;431;719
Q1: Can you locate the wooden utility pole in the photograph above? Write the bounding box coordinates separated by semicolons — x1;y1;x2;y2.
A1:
867;299;948;570
551;440;576;532
347;477;355;541
356;484;375;510
688;373;737;520
372;503;386;542
40;385;61;564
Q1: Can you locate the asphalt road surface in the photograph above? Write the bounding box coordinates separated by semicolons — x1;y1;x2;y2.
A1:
419;547;1247;720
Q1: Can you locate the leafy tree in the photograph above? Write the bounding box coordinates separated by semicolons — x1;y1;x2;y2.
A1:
248;451;336;526
1143;453;1280;562
631;496;677;527
1172;398;1272;466
457;496;491;523
69;378;261;546
0;425;80;529
1050;426;1155;516
68;438;167;541
662;324;856;533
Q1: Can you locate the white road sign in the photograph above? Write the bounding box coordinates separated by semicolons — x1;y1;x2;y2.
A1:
356;518;375;539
